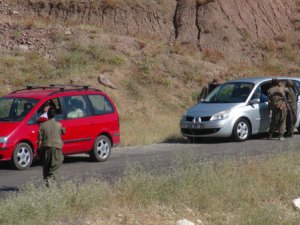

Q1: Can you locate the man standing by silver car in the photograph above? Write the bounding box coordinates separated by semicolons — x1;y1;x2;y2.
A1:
285;80;297;137
267;78;287;141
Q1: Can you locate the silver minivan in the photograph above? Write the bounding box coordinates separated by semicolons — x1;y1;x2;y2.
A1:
180;77;300;142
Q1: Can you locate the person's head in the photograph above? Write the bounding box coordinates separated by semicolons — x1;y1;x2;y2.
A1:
71;99;83;109
47;107;56;119
286;80;294;88
211;78;219;84
271;78;279;86
24;102;33;112
43;101;51;112
279;81;286;87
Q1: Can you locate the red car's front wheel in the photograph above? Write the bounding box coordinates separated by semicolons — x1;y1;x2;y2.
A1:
12;142;33;170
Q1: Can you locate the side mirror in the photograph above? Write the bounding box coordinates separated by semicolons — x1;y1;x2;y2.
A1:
249;98;260;105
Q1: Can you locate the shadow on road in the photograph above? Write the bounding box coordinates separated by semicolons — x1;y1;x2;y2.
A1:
163;135;231;144
0;160;42;170
0;155;99;170
63;155;91;164
0;186;19;198
0;186;19;192
0;162;11;170
163;133;269;144
163;135;188;143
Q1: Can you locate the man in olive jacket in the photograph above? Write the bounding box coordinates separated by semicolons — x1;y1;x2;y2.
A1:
38;107;65;187
267;78;287;141
285;80;298;137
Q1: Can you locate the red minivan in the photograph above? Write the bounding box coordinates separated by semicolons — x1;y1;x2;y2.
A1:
0;84;120;170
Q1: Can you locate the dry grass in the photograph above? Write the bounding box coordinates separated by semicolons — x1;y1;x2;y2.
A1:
0;1;300;147
0;31;202;146
1;150;300;225
0;3;300;224
202;48;224;63
120;113;182;146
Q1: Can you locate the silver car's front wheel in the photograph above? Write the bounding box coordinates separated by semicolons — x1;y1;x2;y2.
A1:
232;118;250;142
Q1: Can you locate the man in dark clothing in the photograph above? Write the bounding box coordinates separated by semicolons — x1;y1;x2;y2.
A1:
198;78;220;102
208;78;221;93
285;80;297;137
198;86;208;102
38;107;65;187
267;78;287;141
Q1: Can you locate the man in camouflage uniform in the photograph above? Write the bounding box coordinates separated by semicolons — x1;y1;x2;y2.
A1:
267;78;287;141
38;107;65;187
285;80;297;137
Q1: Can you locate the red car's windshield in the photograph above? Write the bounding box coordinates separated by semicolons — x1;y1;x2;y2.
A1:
0;97;39;121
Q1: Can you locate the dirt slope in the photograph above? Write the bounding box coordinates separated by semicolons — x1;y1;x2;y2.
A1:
0;0;299;145
22;0;299;63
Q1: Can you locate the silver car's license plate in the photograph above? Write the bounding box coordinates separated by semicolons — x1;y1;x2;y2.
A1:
188;124;204;129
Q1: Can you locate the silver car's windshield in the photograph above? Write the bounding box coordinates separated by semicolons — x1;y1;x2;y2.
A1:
0;97;38;121
203;82;254;103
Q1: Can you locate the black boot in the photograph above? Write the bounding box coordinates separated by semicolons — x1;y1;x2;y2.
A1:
267;132;273;140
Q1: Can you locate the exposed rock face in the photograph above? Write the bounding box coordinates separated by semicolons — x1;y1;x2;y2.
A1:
197;0;297;62
173;0;199;44
10;0;300;62
26;0;176;39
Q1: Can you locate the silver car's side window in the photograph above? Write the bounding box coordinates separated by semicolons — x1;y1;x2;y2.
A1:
293;80;300;99
251;85;269;103
252;87;261;100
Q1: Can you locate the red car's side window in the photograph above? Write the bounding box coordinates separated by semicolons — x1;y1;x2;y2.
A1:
87;95;114;115
61;95;91;119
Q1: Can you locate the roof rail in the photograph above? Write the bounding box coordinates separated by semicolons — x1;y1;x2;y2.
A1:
47;85;101;96
49;84;90;90
27;85;65;91
12;84;100;94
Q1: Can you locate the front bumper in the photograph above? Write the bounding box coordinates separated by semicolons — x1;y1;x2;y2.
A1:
0;144;13;161
180;118;233;138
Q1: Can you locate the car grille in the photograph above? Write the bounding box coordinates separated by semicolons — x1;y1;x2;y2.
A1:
186;116;211;122
181;128;220;135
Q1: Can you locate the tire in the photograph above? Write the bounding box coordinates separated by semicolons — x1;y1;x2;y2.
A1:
90;135;111;162
232;118;250;142
12;142;33;170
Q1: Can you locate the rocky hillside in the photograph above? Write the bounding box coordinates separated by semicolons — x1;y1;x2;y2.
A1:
1;0;299;68
19;0;300;63
0;0;299;145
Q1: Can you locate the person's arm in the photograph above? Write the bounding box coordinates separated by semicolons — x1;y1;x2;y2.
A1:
37;129;43;160
38;129;42;148
60;124;66;135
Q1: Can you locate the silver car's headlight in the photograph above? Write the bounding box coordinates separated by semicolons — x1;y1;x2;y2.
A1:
210;110;230;121
0;137;8;144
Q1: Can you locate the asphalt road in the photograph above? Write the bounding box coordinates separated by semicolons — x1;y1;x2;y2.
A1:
0;135;299;197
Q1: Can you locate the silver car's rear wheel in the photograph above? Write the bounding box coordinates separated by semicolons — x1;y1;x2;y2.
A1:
90;135;111;162
232;118;250;142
